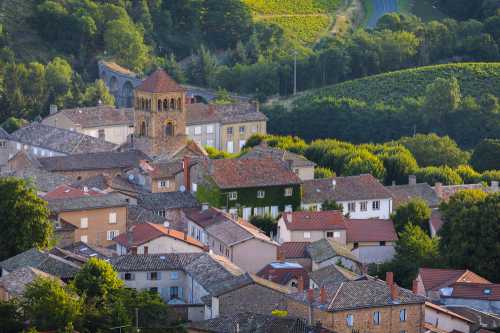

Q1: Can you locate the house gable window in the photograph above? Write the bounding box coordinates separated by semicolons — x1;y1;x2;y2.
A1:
348;202;356;212
346;314;354;327
372;200;380;210
257;190;265;199
284;188;293;197
159;180;170;188
228;191;238;201
360;201;368;211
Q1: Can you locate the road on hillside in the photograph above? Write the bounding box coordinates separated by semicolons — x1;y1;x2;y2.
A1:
367;0;398;28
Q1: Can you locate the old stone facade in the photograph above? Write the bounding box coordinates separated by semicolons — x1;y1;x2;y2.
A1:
220;121;266;154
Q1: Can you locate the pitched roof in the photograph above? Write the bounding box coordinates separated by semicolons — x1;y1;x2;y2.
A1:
0;248;80;279
418;268;491;292
214;102;268;125
424;302;474;324
6;166;72;193
127;205;167;225
110;253;203;272
0;127;11;140
309;265;359;288
183;207;233;228
44;184;104;200
143;159;187;179
113;223;205;249
186;103;220;125
48;105;134;128
386;183;441;208
137;191;198;211
241;144;315;168
289;279;425;312
306;239;359;264
10;123;117;154
38;150;149;172
280;242;310;259
100;60;137;76
62;242;116;259
210;158;301;189
257;262;309;286
0;266;59;297
445;306;500;329
47;192;130;213
345;219;398;242
447;283;500;301
210;272;291;297
282;211;346;231
135;69;185;93
302;175;392;204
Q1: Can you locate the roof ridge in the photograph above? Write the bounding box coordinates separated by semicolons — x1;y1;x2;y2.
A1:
328;281;345;310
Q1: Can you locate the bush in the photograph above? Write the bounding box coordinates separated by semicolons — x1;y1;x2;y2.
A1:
455;165;482;184
471;139;500;172
249;215;276;236
314;167;334;179
481;170;500;184
415;166;463;185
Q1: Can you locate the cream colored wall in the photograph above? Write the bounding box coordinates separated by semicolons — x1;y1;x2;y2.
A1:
220;121;266;153
425;306;470;333
42;113;78;130
295;166;315;181
137;236;204;254
232;238;277;274
81;125;132;145
290;230;346;244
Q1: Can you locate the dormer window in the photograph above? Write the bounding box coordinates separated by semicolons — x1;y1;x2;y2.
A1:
484;288;492;295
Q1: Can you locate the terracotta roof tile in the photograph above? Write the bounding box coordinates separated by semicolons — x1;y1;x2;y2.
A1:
256;262;309;286
280;242;310;259
44;184;103;200
418;268;490;292
135;69;185;93
448;283;500;301
345;218;398;242
283;211;346;231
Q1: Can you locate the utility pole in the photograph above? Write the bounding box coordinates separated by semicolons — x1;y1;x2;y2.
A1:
293;50;298;95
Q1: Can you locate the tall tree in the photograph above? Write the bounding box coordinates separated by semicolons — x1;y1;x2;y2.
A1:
423;77;462;126
73;258;123;301
471;139;500;172
81;79;115;107
391;198;432;234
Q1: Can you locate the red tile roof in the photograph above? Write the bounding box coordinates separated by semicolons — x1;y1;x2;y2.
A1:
424;302;474;324
280;242;310;259
44;184;103;200
113;223;204;249
135;69;185;93
418;268;491;292
256;262;309;287
345;219;398;243
210;158;302;189
282;211;346;231
449;283;500;301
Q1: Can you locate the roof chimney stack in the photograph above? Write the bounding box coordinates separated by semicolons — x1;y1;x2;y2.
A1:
307;288;314;304
320;287;327;305
49;104;58;115
276;248;285;262
297;275;304;293
412;279;418;295
409;175;417;185
391;283;400;302
386;271;394;289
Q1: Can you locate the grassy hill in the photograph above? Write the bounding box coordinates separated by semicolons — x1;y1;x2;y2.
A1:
289;63;500;106
243;0;341;45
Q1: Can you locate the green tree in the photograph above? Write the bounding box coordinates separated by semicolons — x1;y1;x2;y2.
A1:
188;45;219;87
73;258;123;301
1;117;28;133
398;134;469;168
415;166;463;185
423;77;462;124
455;165;482;184
479;93;500;113
212;88;235;105
0;300;24;333
242;133;266;150
471;139;500;172
249;215;276;236
81;79;115;107
0;178;53;261
22;277;82;331
342;150;386;180
315;167;335;179
322;200;343;211
164;53;186;83
439;190;500;281
482;169;500;184
391;198;432;234
45;57;73;107
376;145;419;185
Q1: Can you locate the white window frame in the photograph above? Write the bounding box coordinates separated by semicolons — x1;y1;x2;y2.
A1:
159;180;170;188
399;309;407;322
192;183;197;192
333;231;341;238
257;190;265;199
346;314;354;327
372;200;380;210
303;232;311;239
109;212;117;224
228;191;238;201
373;311;381;325
360;201;368;212
80;235;88;243
348;202;356;212
284;187;293;197
194;126;202;135
206;139;215;147
284;205;293;212
107;230;119;241
239;140;246;149
227;141;234;153
80;217;88;229
206;125;214;134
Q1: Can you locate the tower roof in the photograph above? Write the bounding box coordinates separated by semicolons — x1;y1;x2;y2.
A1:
136;69;185;93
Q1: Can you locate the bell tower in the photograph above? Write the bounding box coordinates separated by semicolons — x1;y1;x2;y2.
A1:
133;69;186;140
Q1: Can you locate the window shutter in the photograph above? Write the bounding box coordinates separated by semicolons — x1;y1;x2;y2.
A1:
131;273;135;281
146;272;150;280
157;272;162;280
179;287;184;298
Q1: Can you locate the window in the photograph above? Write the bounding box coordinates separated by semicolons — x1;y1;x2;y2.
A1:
334;231;341;238
346;314;354;327
360;201;368;211
373;311;381;325
109;212;117;224
0;140;6;148
284;188;293;197
348;202;356;212
156;210;166;217
227;141;234;153
33;147;38;155
159;180;170;188
225;248;230;257
206;139;214;147
170;286;179;299
252;126;257;133
98;129;105;139
284;205;293;212
124;273;134;281
257;190;265;199
327;231;334;238
80;217;88;229
194;126;202;135
226;127;233;135
170;271;179;280
399;309;407;322
372;200;380;210
149;287;158;293
353;242;359;249
16;143;21;150
380;241;386;246
80;235;88;243
229;191;238;201
107;230;119;240
239;140;246;149
192;183;198;192
254;207;264;216
270;206;279;218
143;246;149;255
207;125;214;134
149;272;159;280
239;126;245;133
303;232;311;239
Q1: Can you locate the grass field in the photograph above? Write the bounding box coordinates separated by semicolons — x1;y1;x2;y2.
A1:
244;0;341;45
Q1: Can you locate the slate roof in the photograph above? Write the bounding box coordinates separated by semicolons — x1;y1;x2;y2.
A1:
0;127;11;140
282;211;346;231
309;265;359;288
183;207;232;228
280;242;310;259
241;144;315;168
47;192;130;213
10;123;117;154
38;150;149;172
445;306;500;329
386;183;440;208
289;279;425;312
6;166;72;193
186;103;220;125
128;205;167;225
49;105;134;128
145;159;185;179
210;158;302;189
345;219;398;243
210;272;291;297
185;312;308;333
215;102;268;125
418;268;490;292
137;191;198;211
0;266;58;298
447;283;500;301
110;253;203;272
62;242;115;259
0;248;80;279
135;69;185;93
113;223;205;249
70;174;149;196
306;239;359;264
302;175;392;204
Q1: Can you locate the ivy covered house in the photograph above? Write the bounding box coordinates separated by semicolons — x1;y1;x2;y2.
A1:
196;158;302;220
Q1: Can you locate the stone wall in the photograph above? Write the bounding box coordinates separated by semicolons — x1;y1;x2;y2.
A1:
219;284;288;317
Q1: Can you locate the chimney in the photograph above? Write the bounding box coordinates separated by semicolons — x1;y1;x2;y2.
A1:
307;288;314;304
49;104;58;115
332;179;336;189
409;175;417;185
297;275;304;292
391;283;399;302
434;182;443;197
183;232;187;241
412;279;418;294
491;181;499;192
276;248;285;262
183;156;191;192
320;287;327;305
386;271;394;289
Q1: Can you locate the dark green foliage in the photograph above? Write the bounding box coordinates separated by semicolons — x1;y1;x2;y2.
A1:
391;198;432;234
1;117;28;133
242;133;266;150
222;185;302;212
314;167;335;179
322;200;343;211
375;145;418;185
0;177;53;261
0;300;24;333
439;190;500;282
471;139;500;171
249;215;276;236
415;166;463;185
482;169;500;184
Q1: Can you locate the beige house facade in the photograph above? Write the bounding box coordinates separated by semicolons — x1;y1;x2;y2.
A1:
220;120;266;154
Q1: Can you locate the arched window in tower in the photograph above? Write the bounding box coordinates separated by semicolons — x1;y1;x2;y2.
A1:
157;99;162;112
163;99;169;111
140;121;146;136
170;98;175;109
165;121;174;137
177;98;182;111
141;98;145;110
